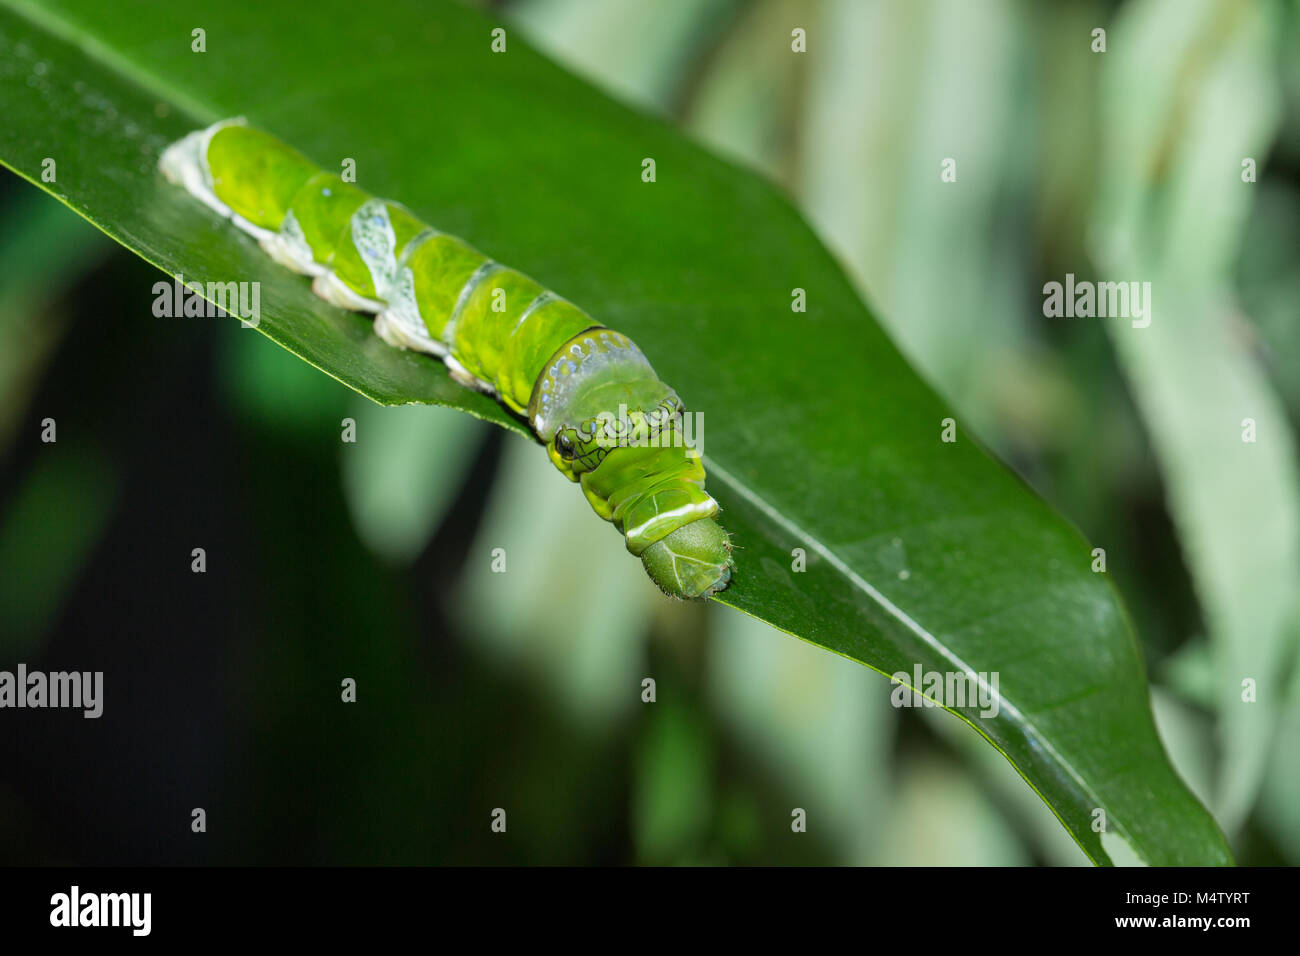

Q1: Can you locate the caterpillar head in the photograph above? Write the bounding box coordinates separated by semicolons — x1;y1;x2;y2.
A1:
548;420;608;479
547;396;684;480
531;329;679;480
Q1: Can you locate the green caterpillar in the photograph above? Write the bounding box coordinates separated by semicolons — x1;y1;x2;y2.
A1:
160;118;733;598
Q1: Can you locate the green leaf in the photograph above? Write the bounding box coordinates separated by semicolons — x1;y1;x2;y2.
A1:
0;0;1231;864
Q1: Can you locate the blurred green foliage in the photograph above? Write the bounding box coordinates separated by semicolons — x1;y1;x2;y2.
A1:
1;0;1297;864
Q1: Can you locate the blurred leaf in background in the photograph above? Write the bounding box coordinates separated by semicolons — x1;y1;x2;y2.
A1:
1093;0;1300;834
340;402;484;567
0;192;114;657
0;192;108;445
454;435;662;726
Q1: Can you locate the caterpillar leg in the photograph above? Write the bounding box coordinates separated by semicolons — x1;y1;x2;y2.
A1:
444;354;498;397
259;211;326;277
311;272;385;313
373;310;445;356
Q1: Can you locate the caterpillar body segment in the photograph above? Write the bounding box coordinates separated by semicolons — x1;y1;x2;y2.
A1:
160;119;733;598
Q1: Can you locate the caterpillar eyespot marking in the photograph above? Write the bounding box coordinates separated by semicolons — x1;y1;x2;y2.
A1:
160;118;733;599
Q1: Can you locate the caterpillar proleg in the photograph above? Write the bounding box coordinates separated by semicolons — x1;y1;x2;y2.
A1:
160;119;733;598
